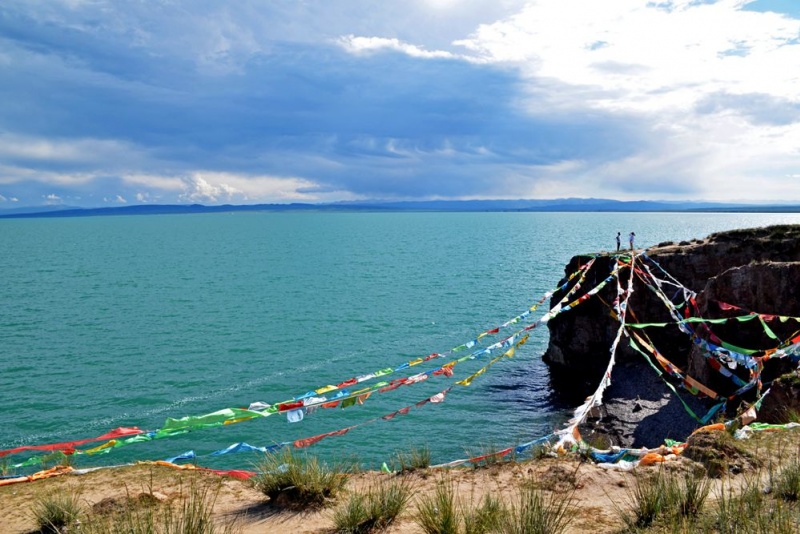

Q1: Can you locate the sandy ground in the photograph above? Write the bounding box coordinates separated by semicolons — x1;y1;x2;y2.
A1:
3;426;797;534
1;458;632;534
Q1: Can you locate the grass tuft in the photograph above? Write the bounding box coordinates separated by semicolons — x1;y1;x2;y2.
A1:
391;445;431;474
82;480;240;534
500;475;575;534
333;492;369;533
777;460;800;501
333;477;414;533
462;493;504;534
711;473;794;534
617;466;711;530
415;477;460;534
0;458;13;477
617;468;666;529
671;471;711;517
415;475;508;534
251;447;353;509
31;489;83;534
784;408;800;424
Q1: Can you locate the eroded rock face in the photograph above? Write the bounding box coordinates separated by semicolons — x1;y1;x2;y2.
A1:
759;371;800;423
687;262;800;395
544;225;800;446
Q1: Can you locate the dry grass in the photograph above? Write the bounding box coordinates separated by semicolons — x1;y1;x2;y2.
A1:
1;427;799;533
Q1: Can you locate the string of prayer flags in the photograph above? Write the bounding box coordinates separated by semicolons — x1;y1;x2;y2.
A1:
556;255;636;449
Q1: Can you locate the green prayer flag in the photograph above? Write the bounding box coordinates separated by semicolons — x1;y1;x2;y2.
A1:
160;408;263;434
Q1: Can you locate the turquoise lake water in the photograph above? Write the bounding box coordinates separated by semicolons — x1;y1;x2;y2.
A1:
3;211;800;471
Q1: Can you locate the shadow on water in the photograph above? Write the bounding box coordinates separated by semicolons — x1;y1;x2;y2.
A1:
484;361;597;414
546;366;603;408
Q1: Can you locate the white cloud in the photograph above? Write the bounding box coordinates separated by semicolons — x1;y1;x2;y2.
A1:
419;0;464;8
178;171;335;203
123;173;186;192
502;159;591;198
431;0;800;201
501;112;800;202
179;173;241;203
127;170;350;204
0;164;98;186
2;137;79;161
338;35;458;59
0;134;142;164
44;193;62;204
454;1;800;113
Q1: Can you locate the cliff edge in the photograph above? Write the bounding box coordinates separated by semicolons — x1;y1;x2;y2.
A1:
543;224;800;447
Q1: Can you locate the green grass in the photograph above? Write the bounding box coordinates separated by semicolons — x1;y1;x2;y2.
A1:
31;489;83;534
616;466;711;530
500;475;576;534
416;472;575;534
332;477;414;533
777;460;800;501
0;458;13;477
782;407;800;424
333;492;370;533
38;451;70;471
610;453;800;533
617;468;667;529
415;476;460;534
391;445;431;473
660;469;712;520
462;494;504;534
81;481;240;534
415;486;504;534
251;447;354;509
712;474;790;534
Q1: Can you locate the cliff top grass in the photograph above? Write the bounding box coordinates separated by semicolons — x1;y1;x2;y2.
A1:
707;223;800;242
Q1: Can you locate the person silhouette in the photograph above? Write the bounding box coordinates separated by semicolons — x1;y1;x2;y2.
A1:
616;232;621;252
629;232;636;251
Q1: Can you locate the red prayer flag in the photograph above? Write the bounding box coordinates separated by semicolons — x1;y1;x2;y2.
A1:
0;427;144;458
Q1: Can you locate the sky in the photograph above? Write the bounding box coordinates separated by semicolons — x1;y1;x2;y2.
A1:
1;0;800;207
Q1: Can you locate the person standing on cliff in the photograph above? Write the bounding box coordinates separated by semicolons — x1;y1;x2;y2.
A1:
616;232;621;252
629;232;636;251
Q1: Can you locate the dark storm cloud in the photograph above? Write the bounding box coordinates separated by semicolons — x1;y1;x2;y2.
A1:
0;3;649;203
9;0;793;205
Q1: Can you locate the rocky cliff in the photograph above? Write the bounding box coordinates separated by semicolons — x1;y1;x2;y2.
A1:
543;224;800;447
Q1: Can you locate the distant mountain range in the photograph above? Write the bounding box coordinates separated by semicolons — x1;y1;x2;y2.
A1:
1;198;800;218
